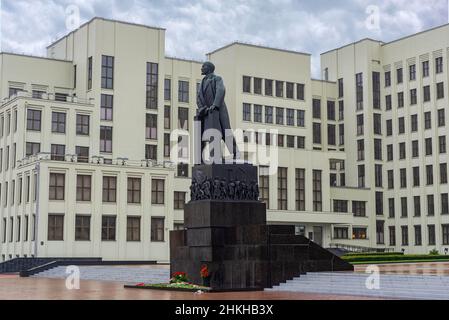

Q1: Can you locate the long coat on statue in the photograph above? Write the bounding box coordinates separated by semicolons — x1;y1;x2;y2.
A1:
197;73;233;138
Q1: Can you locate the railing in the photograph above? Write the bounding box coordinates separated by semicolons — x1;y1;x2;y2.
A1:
329;243;395;253
2;91;92;106
17;153;177;170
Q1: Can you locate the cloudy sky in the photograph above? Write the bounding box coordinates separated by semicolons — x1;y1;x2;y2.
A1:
1;0;448;77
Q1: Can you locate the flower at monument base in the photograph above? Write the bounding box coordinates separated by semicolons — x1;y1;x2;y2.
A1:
200;265;209;279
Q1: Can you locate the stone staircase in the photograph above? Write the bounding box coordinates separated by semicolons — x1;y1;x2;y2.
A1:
33;265;170;284
268;272;449;299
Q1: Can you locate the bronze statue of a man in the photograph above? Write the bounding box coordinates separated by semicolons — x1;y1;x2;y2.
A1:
196;61;238;163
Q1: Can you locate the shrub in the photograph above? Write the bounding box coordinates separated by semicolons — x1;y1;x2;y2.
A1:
170;272;188;283
429;249;439;255
343;252;403;257
342;254;449;263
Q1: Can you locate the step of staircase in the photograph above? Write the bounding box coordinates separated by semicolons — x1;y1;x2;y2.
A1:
268;272;449;299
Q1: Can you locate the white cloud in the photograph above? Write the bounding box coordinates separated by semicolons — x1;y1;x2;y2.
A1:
0;0;447;77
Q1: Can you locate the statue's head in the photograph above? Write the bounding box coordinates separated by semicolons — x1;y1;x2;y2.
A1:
201;61;215;75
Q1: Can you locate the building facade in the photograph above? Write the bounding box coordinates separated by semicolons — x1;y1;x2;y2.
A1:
0;18;448;262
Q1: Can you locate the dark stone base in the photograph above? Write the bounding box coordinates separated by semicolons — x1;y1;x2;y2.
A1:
170;164;353;291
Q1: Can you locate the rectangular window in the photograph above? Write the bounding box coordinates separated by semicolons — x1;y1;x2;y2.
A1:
87;57;93;90
295;168;305;211
338;101;344;120
178;80;189;103
411;114;418;132
414;196;421;216
26;142;40;157
101;216;116;241
164;78;171;101
372;72;380;109
441;163;448;184
254;105;262;123
423;85;431;102
401;226;409;246
242;76;251;93
328;124;336;146
258;166;270;208
334;200;348;213
101;94;113;121
76;175;91;202
400;168;407;188
276;108;284;125
413;167;420;187
313;99;321;119
103;176;117;203
27;110;41;131
164;106;171;129
409;64;416;81
428;225;436;245
313;123;321;144
437;82;445;100
334;227;348;240
358;165;365;188
422;60;429;77
398;117;405;134
297;83;305;100
76;114;90;136
375;164;383;188
353;201;366;217
51;112;66;133
376;192;383;215
399;142;406;160
397;92;404;108
428;195;435;216
385;95;392;110
174;192;186;210
265;106;273;123
357;114;364;135
385;71;391;87
338;78;344;98
275;81;284;97
100;126;113;153
443;225;449;245
48;215;64;241
101;55;114;89
397;68;403;84
146;114;158;140
436;57;443;74
387;144;393;161
178;107;189;130
254;78;262;94
401;197;408;217
145;144;157;161
146;62;158;109
243;103;251;121
277;168;288;210
388;198;395;218
152;179;165;205
76;146;89;163
164;133;171;158
313;170;322;211
389;226;396;246
374;139;382;160
410;89;417;105
127;178;141;204
439;136;447;154
356;73;363;110
75;215;91;241
286;82;294;99
327;101;335;120
353;228;367;240
265;79;273;96
442;194;449;214
151;217;165;242
287;109;295;126
376;220;385;245
426;165;434;185
126;217;141;242
51;144;65;161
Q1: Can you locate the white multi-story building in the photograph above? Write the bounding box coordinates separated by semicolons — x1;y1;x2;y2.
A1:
0;17;448;262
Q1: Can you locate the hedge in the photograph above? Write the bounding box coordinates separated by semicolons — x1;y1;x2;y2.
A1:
343;252;403;257
342;254;449;263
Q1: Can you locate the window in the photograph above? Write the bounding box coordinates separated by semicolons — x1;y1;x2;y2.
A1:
178;80;189;103
287;135;295;148
414;196;421;217
410;89;417;105
376;220;385;245
27;110;41;131
401;226;409;246
126;217;141;242
312;99;321;119
55;93;68;102
253;104;263;123
437;82;445;100
146;114;157;140
385;95;392;110
312;170;322;211
177;163;188;177
376;192;383;215
178;107;189;130
423;85;431;102
75;215;90;241
265;106;273;123
442;194;449;214
389;226;396;246
353;201;366;217
388;198;395;218
338;78;344;98
441;163;448;184
424;111;432;129
101;55;114;89
297;83;305;100
48;215;64;241
287;109;295;126
357;114;364;135
428;225;436;245
397;92;404;108
439;136;447;154
436;57;443;74
443;225;449;245
103;176;117;203
76;146;89;163
385;71;391;87
355;73;363;110
425;138;432;155
297;136;305;149
334;227;348;240
398;117;405;134
411;114;418;132
242;76;251;93
265;79;273;96
73;115;90;138
358;165;365;188
422;60;429;77
353;228;367;240
174;192;186;210
76;175;91;202
100;126;112;153
327;124;336;146
399;142;406;160
101;94;113;121
51;112;66;133
327;101;335;120
313;123;321;144
386;119;392;136
87;57;92;90
334;200;348;213
102;216;116;241
339;124;344;146
374;139;382;160
127;178;141;204
286;82;294;99
401;197;408;217
438;109;445;127
375;164;383;188
152;179;165;205
26;142;40;157
413;167;420;187
400;168;407;188
164;133;171;158
428;195;435;216
145;144;157;161
243;103;251;121
51;144;65;161
259;166;270;208
374;114;382;135
163;106;171;130
254;78;262;94
151;217;165;242
372;72;380;109
295;169;305;211
277;168;287;210
409;64;416;81
32;90;44;99
275;81;284;97
276;108;284;125
387;144;393;161
338;101;344;120
146;62;158;109
396;68;403;84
